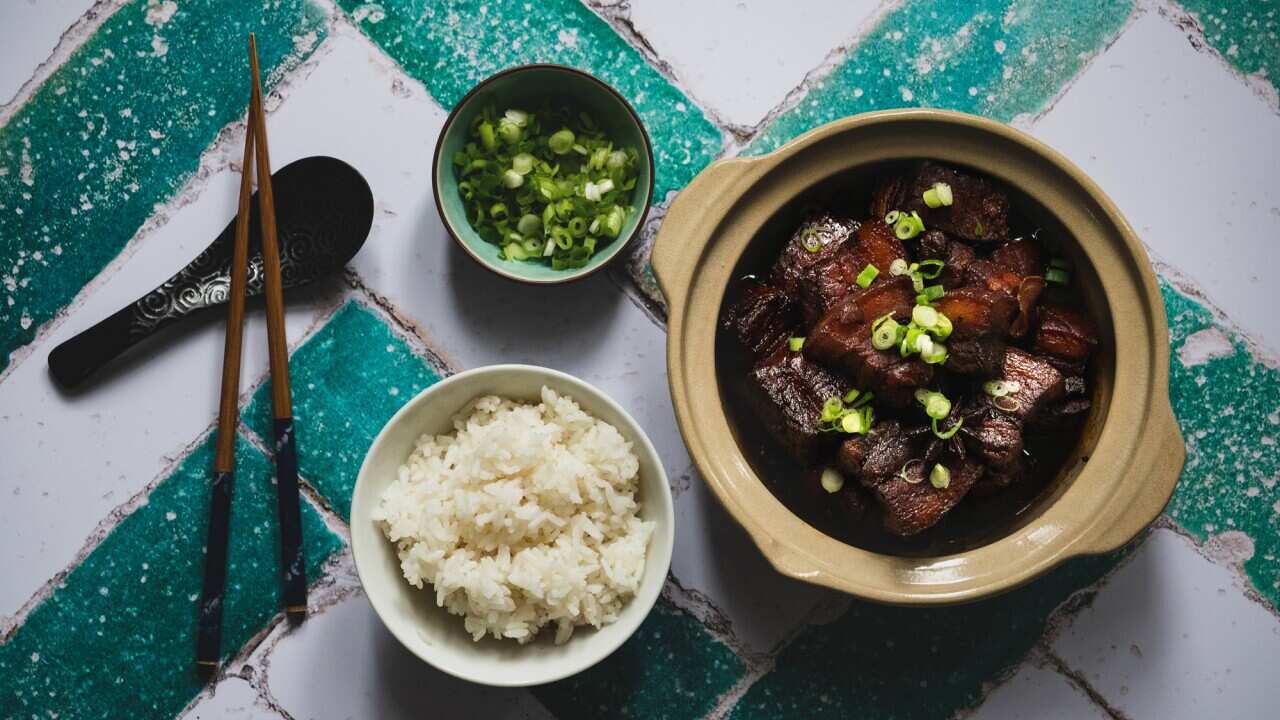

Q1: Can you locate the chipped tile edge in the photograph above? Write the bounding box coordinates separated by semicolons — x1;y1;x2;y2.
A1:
1155;0;1280;115
0;0;128;117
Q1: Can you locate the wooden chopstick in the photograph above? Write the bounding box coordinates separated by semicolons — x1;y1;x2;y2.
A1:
195;93;256;673
247;33;308;621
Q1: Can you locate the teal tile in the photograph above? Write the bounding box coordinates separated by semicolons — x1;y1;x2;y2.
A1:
729;554;1120;719
337;0;723;198
1180;0;1279;96
244;301;444;520
1162;280;1280;608
533;602;747;720
0;0;327;373
748;0;1133;155
0;433;343;719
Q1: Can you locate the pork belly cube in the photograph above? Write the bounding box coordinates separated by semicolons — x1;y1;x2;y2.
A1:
870;174;907;219
863;456;985;536
990;238;1045;277
902;163;1010;243
747;346;849;461
994;348;1066;422
965;411;1024;468
916;230;975;288
770;213;861;295
724;280;798;358
836;421;917;480
1029;373;1092;430
797;466;876;529
1034;304;1099;369
805;280;931;407
934;286;1017;340
796;222;908;326
970;456;1026;497
933;286;1017;376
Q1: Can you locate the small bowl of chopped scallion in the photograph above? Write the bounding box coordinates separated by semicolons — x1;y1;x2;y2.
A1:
433;65;655;283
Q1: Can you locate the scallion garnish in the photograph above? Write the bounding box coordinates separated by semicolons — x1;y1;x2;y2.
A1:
1045;267;1071;285
856;264;880;288
923;182;954;208
894;210;925;240
929;463;951;489
889;258;910;276
817;392;874;434
820;467;845;493
884;210;901;225
800;228;822;253
931;416;963;439
453;105;640;269
789;336;805;352
915;389;952;420
872;316;900;350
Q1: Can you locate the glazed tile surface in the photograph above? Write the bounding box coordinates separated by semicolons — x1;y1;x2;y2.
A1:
1;1;1277;718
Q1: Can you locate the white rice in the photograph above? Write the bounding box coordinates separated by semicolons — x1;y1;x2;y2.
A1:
373;386;655;644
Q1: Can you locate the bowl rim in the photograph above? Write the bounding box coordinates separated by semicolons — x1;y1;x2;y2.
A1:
350;363;675;686
431;63;657;285
652;108;1185;605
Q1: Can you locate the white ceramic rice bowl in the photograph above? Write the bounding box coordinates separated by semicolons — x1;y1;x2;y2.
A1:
350;363;675;686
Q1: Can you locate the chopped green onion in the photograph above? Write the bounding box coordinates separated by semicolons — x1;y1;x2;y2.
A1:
511;153;536;175
973;219;984;238
923;187;942;208
889;258;910;276
994;395;1023;413
921;341;948;365
800;228;822;253
850;391;874;409
982;379;1023;398
884;210;901;225
504;108;530;127
932;416;963;439
501;169;524;189
1045;267;1071;285
856;264;880;288
521;237;545;255
503;243;528;261
517;213;542;236
548;128;575;154
935;182;953;206
605;206;625;237
490;202;509;221
930;463;951;489
841;412;866;434
497;118;522;144
930;313;953;340
568;216;588;237
872;318;900;350
901;325;924;357
789;336;805;352
912;304;939;329
820;468;845;493
1049;257;1072;270
821;397;844;423
919;284;945;303
916;259;944;279
899;459;925;484
478;122;497;151
894;216;919;240
843;389;860;404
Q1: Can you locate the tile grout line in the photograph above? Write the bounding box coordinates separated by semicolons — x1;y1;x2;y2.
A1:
0;421;218;640
0;0;127;119
1040;649;1133;720
581;0;746;141
0;13;343;385
1155;0;1280;114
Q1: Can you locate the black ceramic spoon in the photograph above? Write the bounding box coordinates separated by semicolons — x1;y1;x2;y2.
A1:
48;156;374;389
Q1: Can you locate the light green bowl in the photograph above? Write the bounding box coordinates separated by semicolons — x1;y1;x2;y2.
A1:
433;64;655;284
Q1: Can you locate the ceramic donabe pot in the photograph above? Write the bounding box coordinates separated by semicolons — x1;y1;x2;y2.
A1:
653;109;1184;604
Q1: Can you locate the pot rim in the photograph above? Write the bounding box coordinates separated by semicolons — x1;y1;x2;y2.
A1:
654;109;1185;605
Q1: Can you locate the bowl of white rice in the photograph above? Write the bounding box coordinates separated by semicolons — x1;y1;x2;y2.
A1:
350;364;674;686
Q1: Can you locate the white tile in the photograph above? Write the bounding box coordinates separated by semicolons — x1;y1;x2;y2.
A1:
183;676;279;720
264;593;554;720
1051;529;1280;719
0;85;344;619
260;28;826;653
0;0;97;104
1031;13;1280;351
972;662;1106;720
624;0;883;127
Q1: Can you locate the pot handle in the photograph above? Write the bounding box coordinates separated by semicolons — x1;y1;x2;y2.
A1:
1084;398;1185;554
651;158;755;310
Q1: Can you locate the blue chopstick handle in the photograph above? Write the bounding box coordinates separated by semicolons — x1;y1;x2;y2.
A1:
272;417;307;619
196;470;234;672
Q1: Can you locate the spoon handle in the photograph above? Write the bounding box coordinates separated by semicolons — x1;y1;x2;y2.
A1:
47;304;189;388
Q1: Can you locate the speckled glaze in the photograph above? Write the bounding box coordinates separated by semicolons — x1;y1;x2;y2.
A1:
653;109;1185;604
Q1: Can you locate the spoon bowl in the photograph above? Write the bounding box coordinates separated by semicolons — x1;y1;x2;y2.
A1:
48;156;373;389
